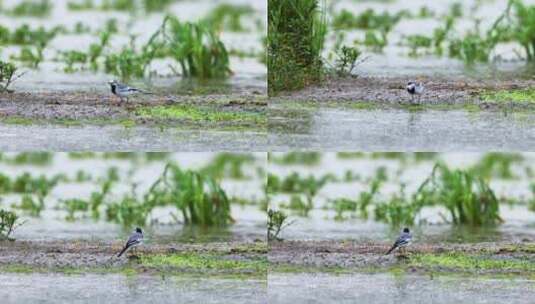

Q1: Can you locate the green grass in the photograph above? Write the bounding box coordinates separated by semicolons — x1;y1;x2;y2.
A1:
480;89;535;103
0;209;22;240
163;16;232;79
8;0;52;17
416;163;503;226
135;105;265;125
146;164;235;227
200;153;255;180
205;4;255;32
469;153;524;179
270;152;321;166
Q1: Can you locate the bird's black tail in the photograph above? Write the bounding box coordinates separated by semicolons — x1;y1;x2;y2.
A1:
385;245;396;255
117;245;129;257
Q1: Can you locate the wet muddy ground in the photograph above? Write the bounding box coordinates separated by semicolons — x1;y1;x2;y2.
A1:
273;76;535;106
0;92;267;150
0;91;266;127
0;239;266;273
269;240;535;273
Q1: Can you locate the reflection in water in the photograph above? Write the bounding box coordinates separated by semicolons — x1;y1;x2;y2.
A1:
270;107;535;150
0;273;266;304
269;272;535;304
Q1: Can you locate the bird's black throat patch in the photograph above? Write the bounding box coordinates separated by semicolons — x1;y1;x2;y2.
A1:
110;84;116;95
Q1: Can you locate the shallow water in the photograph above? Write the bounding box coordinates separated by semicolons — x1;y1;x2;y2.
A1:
0;273;267;304
268;153;535;242
269;272;535;304
0;153;267;242
0;0;266;93
269;106;535;151
0;124;268;151
329;0;535;79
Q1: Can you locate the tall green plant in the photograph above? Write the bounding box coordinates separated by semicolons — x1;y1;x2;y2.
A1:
163;16;232;79
148;164;234;226
268;0;327;94
417;164;503;226
0;209;24;240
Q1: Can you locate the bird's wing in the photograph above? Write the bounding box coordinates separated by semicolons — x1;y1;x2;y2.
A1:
394;235;410;247
125;234;142;247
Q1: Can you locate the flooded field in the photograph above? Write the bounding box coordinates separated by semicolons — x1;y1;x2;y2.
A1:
268;152;535;242
0;152;266;241
326;0;535;78
269;272;535;304
269;103;535;151
0;0;267;150
1;273;266;304
270;0;535;150
0;153;267;302
0;123;267;151
267;152;535;303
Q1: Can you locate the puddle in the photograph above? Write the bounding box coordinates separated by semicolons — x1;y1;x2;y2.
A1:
0;273;266;304
268;272;535;304
0;124;267;151
269;107;535;151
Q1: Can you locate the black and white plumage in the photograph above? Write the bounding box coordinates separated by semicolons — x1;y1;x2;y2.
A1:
385;227;412;255
117;227;144;257
108;80;152;102
406;81;424;104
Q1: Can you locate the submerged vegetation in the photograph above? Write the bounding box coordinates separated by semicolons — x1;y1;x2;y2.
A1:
6;0;53;17
147;164;234;226
267;209;293;241
0;2;249;82
267;0;535;93
0;153;263;232
0;60;24;93
269;153;529;228
417;164;503;226
0;209;23;240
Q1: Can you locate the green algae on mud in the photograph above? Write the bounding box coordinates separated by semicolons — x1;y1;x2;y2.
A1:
0;252;267;278
141;253;268;273
409;252;535;273
269;240;535;279
135;104;266;126
480;88;535;104
0;107;266;131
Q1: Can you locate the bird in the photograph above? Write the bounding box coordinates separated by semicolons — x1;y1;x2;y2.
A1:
108;80;153;102
385;227;412;255
117;227;144;257
406;81;424;104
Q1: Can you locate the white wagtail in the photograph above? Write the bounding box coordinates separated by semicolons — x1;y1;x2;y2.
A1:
117;227;144;257
108;80;153;102
385;227;412;255
406;81;424;104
